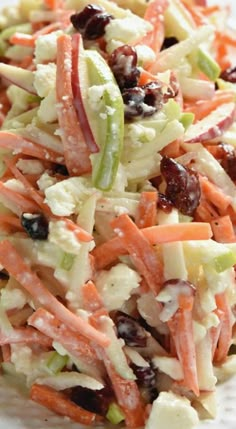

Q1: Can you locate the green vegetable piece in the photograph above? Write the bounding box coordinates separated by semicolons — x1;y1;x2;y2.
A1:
1;23;32;41
47;351;68;374
213;251;236;273
179;112;195;130
106;402;125;424
0;37;7;56
85;50;124;191
60;252;75;271
197;48;221;82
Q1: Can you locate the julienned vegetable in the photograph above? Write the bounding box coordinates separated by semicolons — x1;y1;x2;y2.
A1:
0;1;236;429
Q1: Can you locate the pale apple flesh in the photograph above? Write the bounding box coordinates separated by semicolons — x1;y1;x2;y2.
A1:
184;102;236;143
0;63;36;94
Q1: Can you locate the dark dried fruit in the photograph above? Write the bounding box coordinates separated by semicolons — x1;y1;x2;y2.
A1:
220;66;236;83
123;81;164;120
112;311;148;347
222;154;236;181
109;45;140;90
70;4;113;40
131;364;156;388
160;156;201;216
70;384;114;416
21;213;49;240
161;37;178;50
54;164;69;176
157;193;173;213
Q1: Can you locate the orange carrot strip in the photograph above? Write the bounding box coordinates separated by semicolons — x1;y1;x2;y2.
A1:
0;214;22;229
0;240;109;348
201;5;220;15
0;132;65;164
160;139;181;158
195;200;219;223
0;181;39;215
1;344;11;362
63;218;93;243
216;30;236;47
135;191;158;228
111;214;163;295
28;308;100;364
105;359;145;428
56;34;91;176
180;1;208;26
211;215;236;242
30;384;98;425
138;70;159;86
5;160;52;216
92;222;213;270
213;293;233;363
210;308;223;358
134;0;168;54
10;33;35;47
81;280;104;312
44;0;57;9
184;91;234;121
0;327;52;347
168;296;199;396
199;176;232;212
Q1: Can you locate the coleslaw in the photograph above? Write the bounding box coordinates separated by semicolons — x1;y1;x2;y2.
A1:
0;1;236;429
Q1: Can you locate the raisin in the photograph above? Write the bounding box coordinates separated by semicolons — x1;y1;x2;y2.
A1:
157;193;173;213
222;154;236;181
112;311;148;347
122;82;164;120
131;364;156;389
220;66;236;83
70;4;113;40
109;45;140;90
160;156;201;216
54;164;69;176
21;213;49;240
70;384;114;416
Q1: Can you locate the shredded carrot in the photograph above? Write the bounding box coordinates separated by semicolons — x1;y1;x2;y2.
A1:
180;1;208;26
10;33;35;47
199;176;232;212
81;280;104;312
0;327;52;347
92;222;213;270
0;214;23;230
200;5;220;15
211;215;236;243
216;30;236;48
111;214;163;295
28;308;100;364
134;0;168;54
135;191;158;228
0;132;65;164
30;384;98;425
44;0;58;11
56;34;91;176
213;293;233;363
195;199;220;223
184;91;235;121
161;139;182;158
0;181;39;215
138;70;159;86
0;240;109;347
63;218;93;243
168;295;199;396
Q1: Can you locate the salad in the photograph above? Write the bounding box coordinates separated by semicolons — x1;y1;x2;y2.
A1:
0;0;236;428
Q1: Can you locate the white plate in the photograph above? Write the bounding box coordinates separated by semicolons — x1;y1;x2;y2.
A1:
1;0;236;428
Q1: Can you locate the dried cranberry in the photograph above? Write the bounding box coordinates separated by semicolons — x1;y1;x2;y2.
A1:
109;45;140;90
70;4;103;31
122;87;147;119
70;4;113;40
112;311;148;347
157;193;173;213
0;270;9;280
143;81;163;109
70;384;114;416
222;154;236;181
220;66;236;83
131;364;156;389
160;156;201;216
21;213;49;240
161;37;178;50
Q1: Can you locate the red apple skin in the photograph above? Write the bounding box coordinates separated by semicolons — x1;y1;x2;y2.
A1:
184;102;236;143
71;34;99;154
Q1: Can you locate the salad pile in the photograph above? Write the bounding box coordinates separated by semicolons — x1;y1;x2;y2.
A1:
0;0;236;428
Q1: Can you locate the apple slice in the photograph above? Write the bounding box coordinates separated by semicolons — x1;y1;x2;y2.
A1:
0;63;36;94
184;102;236;143
71;33;98;153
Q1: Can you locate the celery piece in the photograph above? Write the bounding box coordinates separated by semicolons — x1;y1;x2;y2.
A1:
213;251;236;273
180;112;195;130
197;48;221;82
47;351;68;374
106;403;125;425
163;98;181;121
60;252;75;271
0;37;7;56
